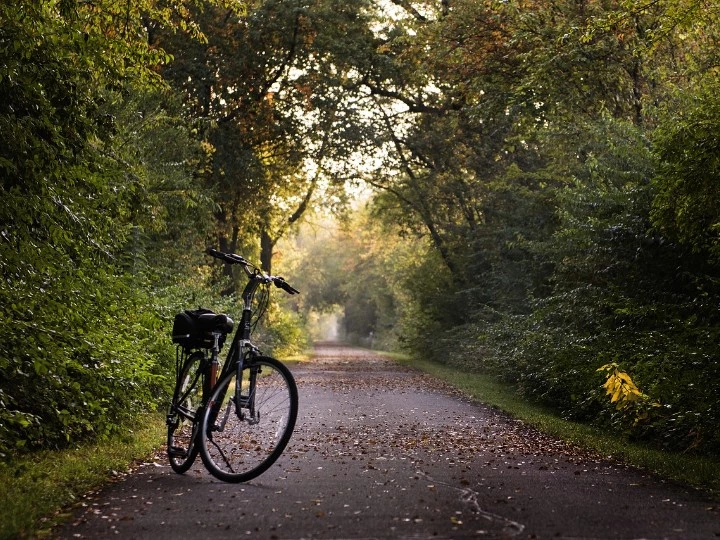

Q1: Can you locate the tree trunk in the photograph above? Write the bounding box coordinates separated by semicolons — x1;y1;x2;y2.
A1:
260;228;275;274
218;224;239;294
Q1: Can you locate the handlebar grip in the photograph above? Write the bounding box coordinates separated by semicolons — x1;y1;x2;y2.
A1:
225;253;247;264
283;283;300;295
274;278;299;295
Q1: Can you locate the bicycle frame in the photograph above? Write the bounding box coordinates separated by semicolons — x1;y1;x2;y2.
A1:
207;265;273;426
170;262;279;423
219;266;265;371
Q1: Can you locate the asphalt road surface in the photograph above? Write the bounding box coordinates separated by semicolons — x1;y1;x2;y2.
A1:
55;343;719;539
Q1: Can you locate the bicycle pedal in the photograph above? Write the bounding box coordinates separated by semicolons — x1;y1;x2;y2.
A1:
168;446;188;458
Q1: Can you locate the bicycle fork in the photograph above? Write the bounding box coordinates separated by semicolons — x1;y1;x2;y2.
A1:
207;354;260;434
235;360;260;425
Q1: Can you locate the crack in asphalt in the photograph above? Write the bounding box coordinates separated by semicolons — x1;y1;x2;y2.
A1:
416;469;526;538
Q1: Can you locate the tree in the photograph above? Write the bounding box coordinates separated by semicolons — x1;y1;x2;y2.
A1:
157;0;382;279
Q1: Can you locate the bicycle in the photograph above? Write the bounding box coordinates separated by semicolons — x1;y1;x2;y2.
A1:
166;248;299;482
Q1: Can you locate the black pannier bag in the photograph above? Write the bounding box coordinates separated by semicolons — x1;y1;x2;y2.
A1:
172;308;233;350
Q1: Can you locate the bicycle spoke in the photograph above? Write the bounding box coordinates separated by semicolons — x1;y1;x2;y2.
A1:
208;433;236;474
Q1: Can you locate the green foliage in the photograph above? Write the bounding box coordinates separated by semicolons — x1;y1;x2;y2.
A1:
0;267;171;455
467;115;720;454
0;0;212;456
651;75;720;256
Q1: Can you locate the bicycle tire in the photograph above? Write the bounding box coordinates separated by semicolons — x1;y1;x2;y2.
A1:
199;356;298;483
167;351;204;474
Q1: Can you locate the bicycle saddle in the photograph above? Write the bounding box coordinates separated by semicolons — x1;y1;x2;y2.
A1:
197;313;234;334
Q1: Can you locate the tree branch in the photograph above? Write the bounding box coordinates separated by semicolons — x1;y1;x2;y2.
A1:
388;0;427;22
373;98;458;274
362;75;462;115
363;76;452;115
219;9;302;125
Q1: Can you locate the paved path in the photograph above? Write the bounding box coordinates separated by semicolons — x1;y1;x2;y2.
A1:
55;343;719;539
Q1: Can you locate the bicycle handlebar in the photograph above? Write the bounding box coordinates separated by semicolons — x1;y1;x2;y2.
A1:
206;248;299;295
206;248;248;265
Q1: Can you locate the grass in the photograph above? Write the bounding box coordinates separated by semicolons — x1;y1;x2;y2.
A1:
0;414;165;539
281;351;313;363
384;351;720;496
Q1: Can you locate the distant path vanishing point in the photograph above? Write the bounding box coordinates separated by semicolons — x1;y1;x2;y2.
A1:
55;342;719;539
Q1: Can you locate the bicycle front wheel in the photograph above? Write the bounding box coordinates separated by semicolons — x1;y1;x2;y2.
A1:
199;356;298;483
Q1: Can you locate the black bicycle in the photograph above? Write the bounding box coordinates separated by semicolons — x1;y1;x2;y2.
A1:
167;248;299;482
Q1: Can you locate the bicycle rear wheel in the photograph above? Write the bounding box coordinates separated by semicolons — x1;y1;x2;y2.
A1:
167;351;204;473
199;356;298;483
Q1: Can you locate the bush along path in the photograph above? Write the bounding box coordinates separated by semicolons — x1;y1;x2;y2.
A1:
54;343;720;539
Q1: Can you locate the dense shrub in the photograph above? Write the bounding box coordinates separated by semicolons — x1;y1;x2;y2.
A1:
0;1;209;456
435;117;720;456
